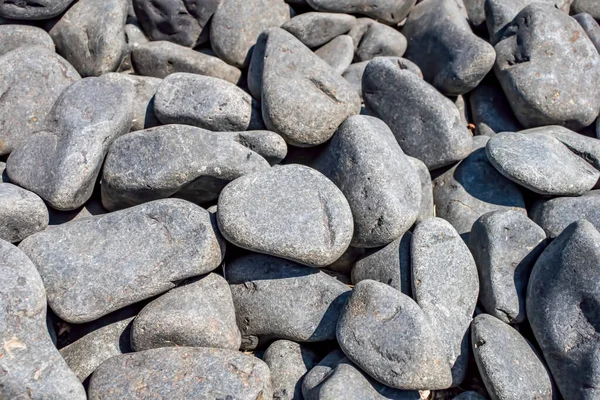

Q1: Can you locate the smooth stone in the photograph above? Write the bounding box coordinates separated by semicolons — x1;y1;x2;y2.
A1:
0;0;74;19
0;239;86;399
49;0;129;77
210;0;290;68
494;4;600;130
154;72;263;131
574;13;600;53
314;115;421;248
453;392;488;400
227;254;351;348
325;246;365;275
347;17;374;47
131;40;242;84
356;22;407;62
573;1;600;20
263;340;319;400
363;57;473;169
218;165;354;267
0;183;48;243
48;198;107;228
219;130;287;165
19;199;225;323
315;35;354;75
409;156;434;223
0;24;54;55
469;78;522;136
469;210;546;324
464;0;486;29
411;218;479;386
486;132;599;196
7;77;134;211
261;28;361;147
305;0;416;25
0;46;80;155
336;280;453;390
0;162;7;182
282;12;356;48
527;220;600;399
88;347;272;399
247;27;270;100
342;57;422;98
403;0;495;96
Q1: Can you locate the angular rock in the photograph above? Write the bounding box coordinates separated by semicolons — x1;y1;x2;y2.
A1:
305;0;416;25
409;156;434;222
0;24;54;56
19;199;225;323
282;12;356;48
315;35;354;75
469;78;522;136
574;13;600;53
356;21;407;62
0;0;75;20
342;57;422;98
0;183;48;243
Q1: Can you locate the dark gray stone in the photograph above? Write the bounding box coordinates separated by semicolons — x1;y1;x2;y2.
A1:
527;220;600;399
403;0;495;96
282;12;356;48
0;24;54;56
472;314;553;400
305;0;416;25
0;183;48;243
408;156;434;223
7;77;134;211
469;78;523;136
0;162;7;182
227;253;351;348
88;347;272;399
0;0;75;19
247;28;270;100
464;0;486;29
342;57;422;98
486;132;599;196
0;239;86;399
355;22;407;62
19;199;225;323
453;392;488;400
315;35;354;75
573;1;600;20
363;57;473;169
411;218;479;387
469;210;546;324
337;280;453;390
574;13;600;53
326;246;365;275
218;165;353;267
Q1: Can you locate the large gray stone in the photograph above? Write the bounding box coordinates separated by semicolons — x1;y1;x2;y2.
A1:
282;12;356;48
0;183;48;243
356;22;407;62
305;0;416;25
19;199;225;323
315;35;354;75
0;24;54;56
219;130;288;165
0;0;75;19
574;13;600;54
469;78;522;136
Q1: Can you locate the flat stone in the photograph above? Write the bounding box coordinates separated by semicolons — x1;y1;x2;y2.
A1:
315;35;354;75
102;125;270;211
409;156;434;223
336;279;453;390
342;57;422;98
154;72;263;131
527;220;600;399
261;28;361;147
305;0;416;25
19;199;225;323
574;13;600;53
472;314;553;400
363;57;473;169
411;218;479;386
573;0;600;20
468;210;546;324
282;12;356;48
0;239;86;399
88;347;272;399
217;165;354;267
314;115;421;248
131;40;242;84
485;132;599;196
355;22;407;62
227;253;351;348
0;183;48;243
210;0;290;68
7;77;134;211
0;24;54;56
469;77;522;136
493;4;600;130
0;46;80;155
0;0;75;19
403;0;495;96
49;0;129;77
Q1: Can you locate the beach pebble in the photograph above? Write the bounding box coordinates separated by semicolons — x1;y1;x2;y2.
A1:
0;0;75;20
0;24;54;55
282;12;356;48
305;0;416;25
0;183;48;243
315;35;354;75
342;57;422;98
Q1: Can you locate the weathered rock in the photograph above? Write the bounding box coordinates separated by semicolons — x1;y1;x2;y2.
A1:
574;13;600;53
305;0;416;25
0;0;75;20
0;24;54;56
573;0;600;20
409;156;434;223
315;35;354;75
0;183;48;243
469;78;522;136
19;199;225;323
355;22;407;62
282;12;356;48
342;57;422;98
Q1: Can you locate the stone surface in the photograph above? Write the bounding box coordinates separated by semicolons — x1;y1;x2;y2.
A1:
48;198;107;228
573;0;600;20
305;0;416;25
486;132;599;196
315;35;354;75
282;12;356;48
88;347;272;399
219;130;288;165
574;13;600;54
0;0;75;19
453;392;487;400
227;254;351;348
411;218;479;386
218;165;354;267
464;0;486;29
356;22;407;62
0;239;86;399
469;78;522;136
0;183;48;243
7;77;134;211
19;199;225;323
409;156;434;223
363;57;473;169
342;57;422;98
0;24;54;56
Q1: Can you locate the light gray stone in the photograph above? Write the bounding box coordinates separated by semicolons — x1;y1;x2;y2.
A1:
282;12;356;48
315;35;354;75
0;183;48;243
574;13;600;53
355;22;407;62
219;130;288;165
305;0;416;25
408;156;434;223
0;0;75;19
0;24;54;56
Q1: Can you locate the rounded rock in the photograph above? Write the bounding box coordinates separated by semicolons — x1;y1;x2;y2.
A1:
0;183;48;243
282;12;356;48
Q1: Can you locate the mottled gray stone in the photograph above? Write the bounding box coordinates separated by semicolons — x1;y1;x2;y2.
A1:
342;57;422;98
154;72;263;131
131;41;242;84
262;28;361;147
469;210;546;324
314;115;421;248
282;12;356;48
0;0;74;19
469;79;522;136
337;280;452;390
315;35;354;75
356;22;407;62
7;77;134;211
88;347;272;399
411;218;479;386
0;183;48;243
19;199;225;323
363;57;473;169
472;314;553;400
0;24;54;56
49;0;129;77
574;13;600;53
305;0;416;25
227;254;351;348
0;46;80;155
403;0;495;96
494;4;600;130
573;1;600;20
0;239;86;399
527;220;600;399
218;165;353;267
409;156;434;223
486;132;599;196
210;0;290;68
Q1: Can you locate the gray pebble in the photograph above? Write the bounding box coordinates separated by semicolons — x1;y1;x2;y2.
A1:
468;210;547;324
356;22;407;62
348;17;374;47
342;57;422;98
0;183;48;243
48;198;107;228
19;199;225;323
282;12;356;48
0;162;7;182
0;0;75;20
453;392;488;400
218;164;353;267
574;13;600;53
220;130;288;165
363;57;473;170
247;28;270;99
469;78;523;136
573;0;600;20
411;218;479;386
7;77;134;211
0;24;54;56
408;156;434;223
463;0;486;29
326;245;365;275
305;0;416;25
315;35;354;75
